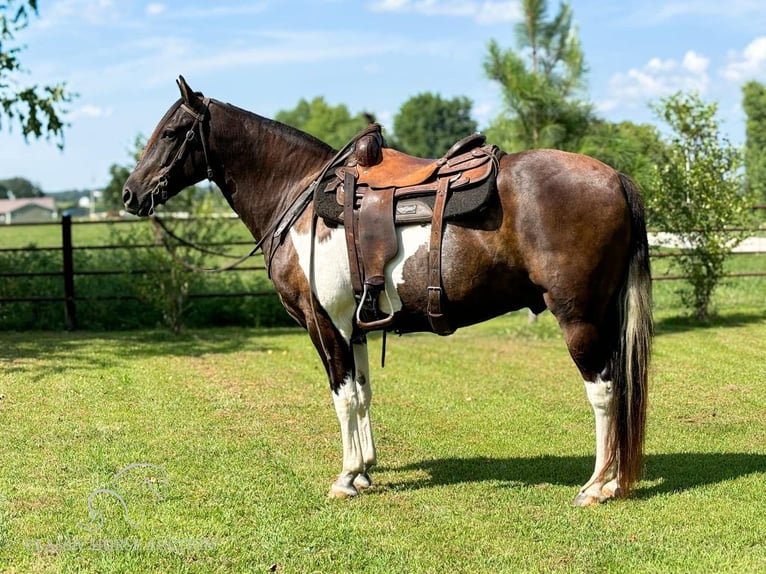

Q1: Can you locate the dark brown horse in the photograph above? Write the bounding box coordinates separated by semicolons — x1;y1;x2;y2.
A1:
123;77;652;506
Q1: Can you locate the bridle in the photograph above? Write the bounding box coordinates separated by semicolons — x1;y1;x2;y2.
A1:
148;97;215;214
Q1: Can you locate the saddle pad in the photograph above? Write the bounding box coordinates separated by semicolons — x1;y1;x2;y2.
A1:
314;171;497;226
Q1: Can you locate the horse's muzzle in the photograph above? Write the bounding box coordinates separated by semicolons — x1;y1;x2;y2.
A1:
122;186;148;216
122;187;134;209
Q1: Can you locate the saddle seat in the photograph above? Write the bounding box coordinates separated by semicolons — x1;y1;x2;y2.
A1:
357;148;440;188
355;132;488;189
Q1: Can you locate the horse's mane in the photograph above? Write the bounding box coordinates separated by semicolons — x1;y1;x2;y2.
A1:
218;100;336;156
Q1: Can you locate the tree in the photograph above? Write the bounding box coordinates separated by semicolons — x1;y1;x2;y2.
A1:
649;92;752;320
102;135;144;212
0;176;43;198
1;1;74;146
742;81;766;204
392;92;478;157
275;97;372;149
578;120;665;192
483;0;592;152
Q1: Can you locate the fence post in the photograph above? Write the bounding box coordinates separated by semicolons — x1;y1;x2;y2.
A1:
62;214;77;330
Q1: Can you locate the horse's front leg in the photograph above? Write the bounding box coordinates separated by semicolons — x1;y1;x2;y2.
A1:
307;315;369;498
351;342;376;490
327;340;377;497
329;368;365;498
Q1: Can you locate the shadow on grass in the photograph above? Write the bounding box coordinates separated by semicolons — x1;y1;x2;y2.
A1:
655;311;766;335
383;452;766;498
0;326;305;376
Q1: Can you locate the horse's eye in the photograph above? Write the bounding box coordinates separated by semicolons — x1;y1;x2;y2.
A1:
161;129;176;140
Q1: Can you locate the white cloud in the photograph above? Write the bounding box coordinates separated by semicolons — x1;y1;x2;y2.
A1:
145;3;167;16
721;36;766;82
70;104;113;120
607;50;709;104
36;0;121;28
682;51;709;74
632;0;763;24
596;99;619;114
175;4;269;19
368;0;521;25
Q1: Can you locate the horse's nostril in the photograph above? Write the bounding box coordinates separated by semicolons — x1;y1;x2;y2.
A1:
122;187;133;205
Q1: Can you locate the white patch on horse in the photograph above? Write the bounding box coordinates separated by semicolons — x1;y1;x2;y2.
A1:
379;224;431;314
290;227;356;341
290;223;432;334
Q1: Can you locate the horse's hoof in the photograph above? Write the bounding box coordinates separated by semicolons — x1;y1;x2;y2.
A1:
572;491;606;507
601;483;622;499
353;473;372;490
328;482;358;499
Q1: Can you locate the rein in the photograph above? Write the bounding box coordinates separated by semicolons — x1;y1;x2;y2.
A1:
151;216;263;274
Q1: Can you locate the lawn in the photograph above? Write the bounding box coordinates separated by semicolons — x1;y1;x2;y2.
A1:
1;309;765;573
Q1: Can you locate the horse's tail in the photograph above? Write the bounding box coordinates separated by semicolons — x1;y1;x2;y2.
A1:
611;172;653;496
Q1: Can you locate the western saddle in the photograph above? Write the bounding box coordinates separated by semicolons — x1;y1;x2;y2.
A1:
313;124;500;336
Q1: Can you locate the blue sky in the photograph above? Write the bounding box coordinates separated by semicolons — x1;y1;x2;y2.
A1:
2;0;766;192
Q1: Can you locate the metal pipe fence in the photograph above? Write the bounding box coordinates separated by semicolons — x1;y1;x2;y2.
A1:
0;213;764;329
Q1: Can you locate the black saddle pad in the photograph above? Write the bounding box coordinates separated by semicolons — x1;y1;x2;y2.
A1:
315;168;498;226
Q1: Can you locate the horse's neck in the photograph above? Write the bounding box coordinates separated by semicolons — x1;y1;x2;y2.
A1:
211;103;333;242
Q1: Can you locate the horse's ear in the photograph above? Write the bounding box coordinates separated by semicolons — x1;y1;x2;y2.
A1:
176;75;197;105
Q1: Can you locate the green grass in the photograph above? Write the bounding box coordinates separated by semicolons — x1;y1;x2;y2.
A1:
1;309;765;573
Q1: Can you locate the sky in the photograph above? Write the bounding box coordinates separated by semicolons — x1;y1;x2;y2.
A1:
2;0;766;193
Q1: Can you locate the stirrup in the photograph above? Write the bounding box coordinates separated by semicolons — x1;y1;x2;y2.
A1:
355;282;395;330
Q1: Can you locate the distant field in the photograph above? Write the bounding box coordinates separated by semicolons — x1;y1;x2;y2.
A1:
0;217;253;249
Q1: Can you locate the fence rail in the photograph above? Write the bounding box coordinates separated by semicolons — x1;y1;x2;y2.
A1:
0;215;276;329
1;213;764;330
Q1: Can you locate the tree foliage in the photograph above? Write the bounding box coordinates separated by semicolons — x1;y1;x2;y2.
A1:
102;135;144;213
579;120;664;192
742;81;766;204
483;0;592;151
392;92;477;157
274;97;372;150
0;0;74;146
649;92;751;320
0;175;43;198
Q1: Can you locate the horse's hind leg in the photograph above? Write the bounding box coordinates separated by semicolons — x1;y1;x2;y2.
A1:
559;319;620;506
576;374;620;505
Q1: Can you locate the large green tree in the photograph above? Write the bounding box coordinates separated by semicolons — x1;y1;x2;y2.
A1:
392;92;477;158
275;97;371;150
742;81;766;204
484;0;591;151
649;92;751;320
0;176;43;198
1;1;74;146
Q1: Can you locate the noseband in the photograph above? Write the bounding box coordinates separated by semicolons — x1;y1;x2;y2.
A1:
150;97;215;212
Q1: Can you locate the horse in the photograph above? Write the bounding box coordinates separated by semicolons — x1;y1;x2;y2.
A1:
123;77;652;506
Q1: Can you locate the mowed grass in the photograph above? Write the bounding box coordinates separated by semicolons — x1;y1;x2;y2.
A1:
1;309;765;573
